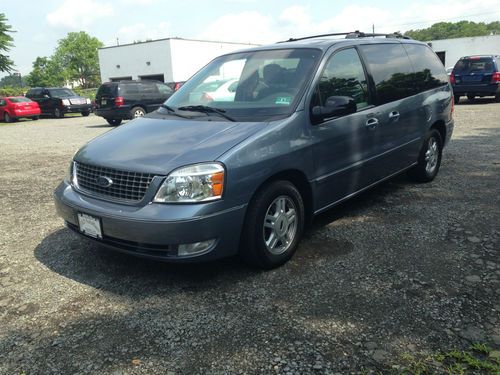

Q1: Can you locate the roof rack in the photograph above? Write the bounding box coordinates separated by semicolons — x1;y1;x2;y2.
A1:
278;31;410;43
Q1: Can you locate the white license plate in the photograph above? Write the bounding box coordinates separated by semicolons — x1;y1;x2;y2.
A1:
77;213;102;239
101;99;107;105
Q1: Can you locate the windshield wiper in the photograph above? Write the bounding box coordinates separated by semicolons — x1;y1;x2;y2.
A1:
159;104;191;118
177;105;236;122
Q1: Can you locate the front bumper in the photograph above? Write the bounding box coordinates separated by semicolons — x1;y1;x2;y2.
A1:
62;104;92;114
54;181;247;262
453;83;500;96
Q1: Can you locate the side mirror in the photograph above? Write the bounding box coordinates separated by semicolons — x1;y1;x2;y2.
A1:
312;96;356;123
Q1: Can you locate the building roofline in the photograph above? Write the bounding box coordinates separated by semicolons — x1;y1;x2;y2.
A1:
427;34;500;43
99;37;260;50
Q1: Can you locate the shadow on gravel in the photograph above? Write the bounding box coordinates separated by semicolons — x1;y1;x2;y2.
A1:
457;97;497;105
85;124;116;128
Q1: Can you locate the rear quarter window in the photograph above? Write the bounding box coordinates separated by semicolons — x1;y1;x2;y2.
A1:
120;84;140;95
403;44;448;92
97;84;118;97
359;43;415;105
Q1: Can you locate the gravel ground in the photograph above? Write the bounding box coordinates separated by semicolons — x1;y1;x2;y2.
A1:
0;102;499;374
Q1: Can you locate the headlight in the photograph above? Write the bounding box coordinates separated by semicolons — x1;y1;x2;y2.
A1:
62;99;70;106
86;98;91;104
154;163;224;203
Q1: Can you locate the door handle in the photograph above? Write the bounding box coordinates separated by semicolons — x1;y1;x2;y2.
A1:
389;111;400;120
365;117;379;129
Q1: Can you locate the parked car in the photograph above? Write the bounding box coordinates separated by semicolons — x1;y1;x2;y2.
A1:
95;80;174;125
189;79;239;102
54;32;454;269
0;96;41;122
450;55;500;103
25;87;92;118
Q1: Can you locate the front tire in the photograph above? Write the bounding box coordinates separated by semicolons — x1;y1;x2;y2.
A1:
130;107;145;118
4;112;12;123
32;116;39;121
454;95;460;104
240;180;304;269
54;108;64;118
82;111;90;117
105;118;122;126
467;94;475;101
408;129;443;183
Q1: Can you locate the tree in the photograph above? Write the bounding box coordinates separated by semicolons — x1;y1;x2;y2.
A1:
0;13;15;73
53;31;103;88
0;73;25;88
24;57;66;87
405;21;500;41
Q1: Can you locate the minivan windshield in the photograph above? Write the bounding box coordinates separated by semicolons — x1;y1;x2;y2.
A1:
164;48;321;121
49;88;78;97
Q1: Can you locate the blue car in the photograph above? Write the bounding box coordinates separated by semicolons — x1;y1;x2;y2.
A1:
54;32;454;269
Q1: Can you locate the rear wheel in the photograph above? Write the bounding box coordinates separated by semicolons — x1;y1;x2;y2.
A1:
130;107;145;118
408;129;443;183
240;180;304;269
467;94;475;101
32;116;39;121
496;94;500;103
106;118;122;126
4;112;12;123
81;111;90;117
454;95;460;104
54;108;64;118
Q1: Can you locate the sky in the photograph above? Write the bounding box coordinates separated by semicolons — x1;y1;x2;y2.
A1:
1;0;500;77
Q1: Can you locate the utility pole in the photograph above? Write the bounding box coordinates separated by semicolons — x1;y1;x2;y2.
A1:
116;37;120;46
372;24;375;35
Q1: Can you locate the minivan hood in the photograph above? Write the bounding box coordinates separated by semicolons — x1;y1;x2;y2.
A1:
74;116;264;175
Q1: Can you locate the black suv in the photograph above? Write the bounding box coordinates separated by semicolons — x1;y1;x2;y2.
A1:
450;55;500;103
26;87;92;118
95;80;174;125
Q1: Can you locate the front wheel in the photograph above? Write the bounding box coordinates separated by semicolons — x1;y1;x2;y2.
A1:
240;180;304;269
54;108;64;118
408;129;443;183
32;116;39;121
454;95;460;104
81;111;90;117
4;112;12;123
130;107;145;118
467;94;475;101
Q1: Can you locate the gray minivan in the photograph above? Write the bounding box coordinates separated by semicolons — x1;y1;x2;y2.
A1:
54;32;454;269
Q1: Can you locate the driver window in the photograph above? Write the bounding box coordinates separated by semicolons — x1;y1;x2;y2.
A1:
312;48;369;110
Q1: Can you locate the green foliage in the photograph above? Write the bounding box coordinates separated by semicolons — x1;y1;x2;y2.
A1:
25;57;66;87
405;21;500;41
397;344;500;374
0;13;15;73
0;86;26;96
0;73;25;88
53;31;103;88
73;87;97;100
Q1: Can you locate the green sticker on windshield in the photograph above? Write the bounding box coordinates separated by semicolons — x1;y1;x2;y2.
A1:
275;96;292;105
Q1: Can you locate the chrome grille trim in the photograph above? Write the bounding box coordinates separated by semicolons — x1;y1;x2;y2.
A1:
73;162;155;203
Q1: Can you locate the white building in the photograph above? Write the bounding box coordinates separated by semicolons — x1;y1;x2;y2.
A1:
428;35;500;69
98;38;259;85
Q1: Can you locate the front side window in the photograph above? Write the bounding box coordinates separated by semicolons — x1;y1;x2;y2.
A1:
165;48;321;121
359;44;415;105
311;48;369;110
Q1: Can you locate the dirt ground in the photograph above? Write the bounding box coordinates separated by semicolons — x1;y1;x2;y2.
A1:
0;101;499;374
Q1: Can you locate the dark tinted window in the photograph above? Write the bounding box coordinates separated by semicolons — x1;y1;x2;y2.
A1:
360;44;414;105
28;89;42;97
312;48;369;110
140;82;159;95
48;88;77;97
156;83;173;95
97;83;118;97
120;83;140;95
9;97;32;103
404;44;448;92
453;57;496;73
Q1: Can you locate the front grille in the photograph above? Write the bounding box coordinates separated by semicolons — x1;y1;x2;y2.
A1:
74;162;155;202
70;98;86;105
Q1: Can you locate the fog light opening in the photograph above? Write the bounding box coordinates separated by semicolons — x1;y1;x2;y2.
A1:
177;239;216;256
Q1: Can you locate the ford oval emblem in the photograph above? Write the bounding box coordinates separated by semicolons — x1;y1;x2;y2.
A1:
96;176;113;188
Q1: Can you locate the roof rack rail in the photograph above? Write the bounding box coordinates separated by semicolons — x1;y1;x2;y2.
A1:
277;31;410;43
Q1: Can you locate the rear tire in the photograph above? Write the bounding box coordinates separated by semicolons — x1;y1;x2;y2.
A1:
495;94;500;103
467;94;475;101
408;129;443;183
32;116;39;121
130;107;146;118
454;95;460;104
4;112;12;123
106;118;122;126
240;180;304;269
82;111;90;117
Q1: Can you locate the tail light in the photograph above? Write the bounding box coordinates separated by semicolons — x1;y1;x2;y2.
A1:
174;82;183;91
491;72;500;83
114;96;124;107
449;73;456;85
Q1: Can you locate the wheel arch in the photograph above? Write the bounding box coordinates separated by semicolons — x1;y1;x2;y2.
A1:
430;120;446;144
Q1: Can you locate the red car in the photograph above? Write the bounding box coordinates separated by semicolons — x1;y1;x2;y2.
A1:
0;96;41;122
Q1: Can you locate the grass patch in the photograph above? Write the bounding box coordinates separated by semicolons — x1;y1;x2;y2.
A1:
395;344;500;374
